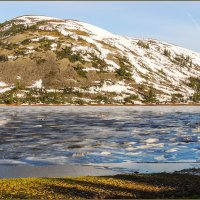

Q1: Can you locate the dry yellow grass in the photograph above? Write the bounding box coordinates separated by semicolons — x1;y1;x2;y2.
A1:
0;173;200;199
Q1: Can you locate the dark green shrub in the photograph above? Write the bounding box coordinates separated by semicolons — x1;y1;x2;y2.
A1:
171;93;184;103
0;24;27;37
116;67;132;79
0;21;9;29
90;54;107;70
77;37;85;42
137;40;150;49
5;43;18;50
172;54;192;67
163;49;171;57
158;69;166;76
190;92;200;102
187;77;200;102
74;64;87;78
188;77;200;92
74;99;85;105
62;87;73;94
21;39;30;45
14;49;26;56
39;38;52;51
56;46;84;63
0;55;8;62
0;90;23;104
116;57;133;80
41;92;65;104
15;81;25;90
36;58;46;65
143;86;157;103
3;93;15;104
94;95;110;104
118;56;132;66
56;46;72;59
124;95;139;103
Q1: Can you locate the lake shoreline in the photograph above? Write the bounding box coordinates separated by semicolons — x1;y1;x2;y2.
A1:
1;162;200;178
0;103;199;106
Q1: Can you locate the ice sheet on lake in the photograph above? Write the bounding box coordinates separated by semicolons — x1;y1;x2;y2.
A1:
0;106;199;174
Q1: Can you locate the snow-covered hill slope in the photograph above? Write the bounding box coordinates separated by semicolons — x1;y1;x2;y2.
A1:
0;15;199;104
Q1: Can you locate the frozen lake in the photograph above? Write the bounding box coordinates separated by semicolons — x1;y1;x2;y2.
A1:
0;106;199;176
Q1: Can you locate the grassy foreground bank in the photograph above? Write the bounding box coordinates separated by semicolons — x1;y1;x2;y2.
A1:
0;173;200;199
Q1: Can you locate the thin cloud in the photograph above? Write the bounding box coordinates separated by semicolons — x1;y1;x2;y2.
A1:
186;12;200;33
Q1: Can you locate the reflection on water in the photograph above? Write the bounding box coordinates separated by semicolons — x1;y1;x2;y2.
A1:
0;106;199;172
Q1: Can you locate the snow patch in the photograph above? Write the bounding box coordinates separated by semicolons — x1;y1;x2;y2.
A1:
0;82;8;87
31;79;43;89
88;80;134;94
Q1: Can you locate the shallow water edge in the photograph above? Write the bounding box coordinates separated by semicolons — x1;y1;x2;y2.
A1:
1;163;200;178
0;103;199;106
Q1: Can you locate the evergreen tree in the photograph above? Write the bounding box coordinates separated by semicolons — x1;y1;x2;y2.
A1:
144;86;157;103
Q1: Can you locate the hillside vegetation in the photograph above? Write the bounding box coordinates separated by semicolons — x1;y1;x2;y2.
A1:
0;15;200;105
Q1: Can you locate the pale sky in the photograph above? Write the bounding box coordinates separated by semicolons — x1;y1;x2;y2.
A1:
0;1;200;52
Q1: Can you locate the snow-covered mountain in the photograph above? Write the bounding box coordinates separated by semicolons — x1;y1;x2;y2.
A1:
0;15;199;104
